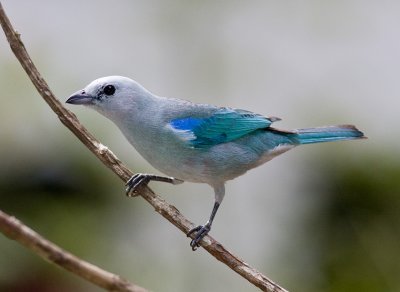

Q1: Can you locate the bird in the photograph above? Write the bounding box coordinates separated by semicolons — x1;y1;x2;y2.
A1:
66;76;365;250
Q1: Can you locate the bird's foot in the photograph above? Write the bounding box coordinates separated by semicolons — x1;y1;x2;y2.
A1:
187;222;211;251
125;173;183;196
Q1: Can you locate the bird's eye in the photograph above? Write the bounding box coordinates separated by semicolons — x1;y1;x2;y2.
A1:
103;85;116;96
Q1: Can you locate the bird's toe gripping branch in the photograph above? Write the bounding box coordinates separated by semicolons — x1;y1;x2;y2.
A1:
186;201;220;250
187;222;211;251
125;173;184;196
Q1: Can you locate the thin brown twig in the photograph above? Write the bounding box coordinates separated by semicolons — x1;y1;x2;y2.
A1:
0;2;287;292
0;210;147;292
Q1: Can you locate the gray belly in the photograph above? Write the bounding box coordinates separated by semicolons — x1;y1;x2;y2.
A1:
121;125;295;185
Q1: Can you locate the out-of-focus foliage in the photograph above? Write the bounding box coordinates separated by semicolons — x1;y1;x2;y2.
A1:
262;151;400;292
315;155;400;292
0;151;123;291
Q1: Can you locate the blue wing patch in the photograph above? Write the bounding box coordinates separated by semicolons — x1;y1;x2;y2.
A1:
169;108;280;148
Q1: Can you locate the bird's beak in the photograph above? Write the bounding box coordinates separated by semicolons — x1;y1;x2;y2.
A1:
66;90;94;105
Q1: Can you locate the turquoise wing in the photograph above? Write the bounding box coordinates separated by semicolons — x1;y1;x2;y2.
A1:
169;108;280;148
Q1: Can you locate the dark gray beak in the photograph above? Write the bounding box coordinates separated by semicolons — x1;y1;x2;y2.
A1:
66;90;93;105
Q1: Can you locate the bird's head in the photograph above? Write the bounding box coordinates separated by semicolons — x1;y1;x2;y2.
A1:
66;76;152;118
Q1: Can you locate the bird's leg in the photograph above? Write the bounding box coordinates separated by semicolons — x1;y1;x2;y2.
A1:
125;173;183;196
187;201;220;251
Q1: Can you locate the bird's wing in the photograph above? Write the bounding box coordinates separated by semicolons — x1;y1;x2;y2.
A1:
168;107;280;148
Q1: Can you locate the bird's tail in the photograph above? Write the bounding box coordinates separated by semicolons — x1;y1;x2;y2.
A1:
289;125;366;145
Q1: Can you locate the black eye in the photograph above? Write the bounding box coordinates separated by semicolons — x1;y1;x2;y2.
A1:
103;85;115;96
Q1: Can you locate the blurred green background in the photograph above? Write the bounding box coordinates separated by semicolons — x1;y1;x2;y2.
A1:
0;1;398;291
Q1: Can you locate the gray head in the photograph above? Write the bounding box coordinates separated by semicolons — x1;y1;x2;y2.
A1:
66;76;153;119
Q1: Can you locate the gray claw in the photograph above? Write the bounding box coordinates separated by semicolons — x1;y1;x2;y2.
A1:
125;173;184;196
125;173;150;196
187;223;211;251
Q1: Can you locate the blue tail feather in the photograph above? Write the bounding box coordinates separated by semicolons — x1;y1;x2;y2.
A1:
291;125;365;145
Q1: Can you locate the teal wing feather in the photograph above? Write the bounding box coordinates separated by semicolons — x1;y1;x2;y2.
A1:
169;108;280;148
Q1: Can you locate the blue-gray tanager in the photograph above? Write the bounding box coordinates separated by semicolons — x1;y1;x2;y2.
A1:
66;76;365;250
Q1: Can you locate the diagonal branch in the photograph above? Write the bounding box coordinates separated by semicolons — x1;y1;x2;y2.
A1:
0;2;287;292
0;209;147;292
